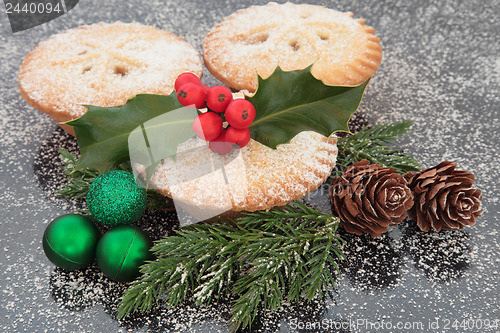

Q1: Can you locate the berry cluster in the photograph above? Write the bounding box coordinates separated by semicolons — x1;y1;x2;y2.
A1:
175;73;256;155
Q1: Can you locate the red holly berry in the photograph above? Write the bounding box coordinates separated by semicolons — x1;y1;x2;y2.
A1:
177;83;206;108
225;99;256;128
199;85;210;108
206;86;233;113
225;126;251;149
192;112;223;141
175;72;202;92
209;129;233;155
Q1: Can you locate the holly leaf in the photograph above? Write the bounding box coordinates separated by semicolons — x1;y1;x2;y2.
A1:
66;66;369;174
66;93;194;173
248;66;369;148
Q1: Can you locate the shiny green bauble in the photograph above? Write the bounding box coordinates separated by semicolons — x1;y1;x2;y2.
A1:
96;226;153;282
42;214;101;270
87;170;147;226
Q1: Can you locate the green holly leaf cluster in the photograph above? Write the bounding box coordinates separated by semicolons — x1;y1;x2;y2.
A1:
67;66;368;175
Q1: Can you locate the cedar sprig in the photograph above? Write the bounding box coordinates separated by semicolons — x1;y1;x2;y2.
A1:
333;120;421;177
57;148;99;199
117;201;344;332
57;148;171;210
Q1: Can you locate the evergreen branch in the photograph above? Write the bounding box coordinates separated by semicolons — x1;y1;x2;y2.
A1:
333;120;421;177
117;202;344;332
57;148;99;199
57;148;171;210
144;189;174;211
229;207;343;332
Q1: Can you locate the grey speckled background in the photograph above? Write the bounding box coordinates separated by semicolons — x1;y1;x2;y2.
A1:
0;0;498;332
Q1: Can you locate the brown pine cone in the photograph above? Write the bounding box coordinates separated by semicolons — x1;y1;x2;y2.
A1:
404;161;482;232
330;160;414;238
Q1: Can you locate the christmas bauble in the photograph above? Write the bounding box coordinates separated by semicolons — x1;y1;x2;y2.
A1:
42;214;101;270
87;170;147;226
95;225;153;282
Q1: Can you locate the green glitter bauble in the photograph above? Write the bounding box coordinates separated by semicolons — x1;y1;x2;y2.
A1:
87;170;147;226
96;225;153;282
42;214;101;270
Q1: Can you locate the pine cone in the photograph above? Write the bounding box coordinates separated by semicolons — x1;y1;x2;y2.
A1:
330;160;414;238
404;161;482;232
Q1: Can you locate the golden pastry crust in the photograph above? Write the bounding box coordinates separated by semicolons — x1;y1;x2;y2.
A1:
19;22;203;135
203;2;382;92
148;131;338;214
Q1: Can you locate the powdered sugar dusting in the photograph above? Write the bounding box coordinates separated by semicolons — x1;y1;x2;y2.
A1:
0;0;498;331
203;2;382;91
149;129;338;213
19;22;203;126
